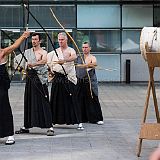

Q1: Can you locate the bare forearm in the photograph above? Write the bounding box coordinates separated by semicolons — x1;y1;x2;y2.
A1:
3;34;28;56
87;63;97;68
28;59;46;68
65;54;77;62
35;59;46;66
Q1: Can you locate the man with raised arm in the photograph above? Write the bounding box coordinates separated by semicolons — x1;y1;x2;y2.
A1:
0;31;30;145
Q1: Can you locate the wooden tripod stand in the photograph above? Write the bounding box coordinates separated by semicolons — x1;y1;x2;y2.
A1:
137;51;160;157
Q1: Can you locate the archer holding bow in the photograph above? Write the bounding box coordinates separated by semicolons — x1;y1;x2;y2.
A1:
47;32;84;130
75;41;104;125
0;31;30;145
15;33;54;136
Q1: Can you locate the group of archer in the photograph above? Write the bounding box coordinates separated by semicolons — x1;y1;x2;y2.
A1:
0;31;103;145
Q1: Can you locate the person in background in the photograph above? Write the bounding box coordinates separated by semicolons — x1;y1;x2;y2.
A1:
76;41;104;125
0;31;30;145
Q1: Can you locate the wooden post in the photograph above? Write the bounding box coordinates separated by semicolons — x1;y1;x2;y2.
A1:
137;52;160;157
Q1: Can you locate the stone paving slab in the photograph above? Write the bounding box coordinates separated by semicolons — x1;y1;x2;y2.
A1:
0;83;160;160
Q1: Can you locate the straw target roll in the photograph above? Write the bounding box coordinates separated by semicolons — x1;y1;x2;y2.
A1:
140;27;160;61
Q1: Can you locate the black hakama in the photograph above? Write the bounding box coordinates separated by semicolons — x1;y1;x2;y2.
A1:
50;72;81;125
0;64;14;138
24;68;52;128
76;55;103;123
76;78;103;123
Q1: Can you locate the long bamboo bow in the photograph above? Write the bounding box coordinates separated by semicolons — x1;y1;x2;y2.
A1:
13;0;30;80
23;4;68;78
50;8;93;98
23;4;76;96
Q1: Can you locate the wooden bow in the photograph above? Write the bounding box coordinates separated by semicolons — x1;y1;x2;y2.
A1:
50;8;93;98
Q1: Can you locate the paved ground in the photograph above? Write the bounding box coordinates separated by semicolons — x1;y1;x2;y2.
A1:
0;83;160;160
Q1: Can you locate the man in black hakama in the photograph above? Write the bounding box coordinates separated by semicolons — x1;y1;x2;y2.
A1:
47;32;84;130
15;33;54;136
76;42;104;125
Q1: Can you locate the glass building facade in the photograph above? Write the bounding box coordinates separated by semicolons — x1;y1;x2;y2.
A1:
0;0;160;81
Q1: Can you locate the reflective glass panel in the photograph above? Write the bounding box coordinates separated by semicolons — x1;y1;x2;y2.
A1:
96;54;120;81
122;30;141;53
28;0;75;1
77;0;121;2
77;5;120;28
0;5;23;28
154;5;160;27
77;30;120;53
122;5;153;27
29;5;76;28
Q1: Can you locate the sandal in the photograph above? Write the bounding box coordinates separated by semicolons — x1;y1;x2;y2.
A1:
5;139;15;145
47;129;54;136
15;128;29;134
77;123;84;130
77;126;84;130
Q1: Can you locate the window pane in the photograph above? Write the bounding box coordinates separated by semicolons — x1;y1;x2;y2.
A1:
154;5;160;27
77;30;120;53
0;5;23;28
77;0;121;2
77;5;120;28
0;0;20;2
122;5;153;27
122;30;141;53
29;5;76;28
29;0;75;1
96;55;120;81
0;0;75;1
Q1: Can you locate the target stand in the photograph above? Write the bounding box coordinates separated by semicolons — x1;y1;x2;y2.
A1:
137;43;160;157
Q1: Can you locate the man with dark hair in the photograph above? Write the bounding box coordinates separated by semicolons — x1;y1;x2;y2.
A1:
76;41;104;124
0;31;30;145
15;33;54;136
